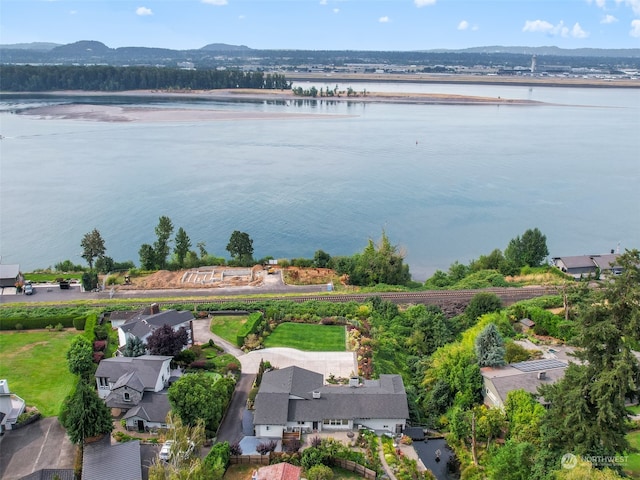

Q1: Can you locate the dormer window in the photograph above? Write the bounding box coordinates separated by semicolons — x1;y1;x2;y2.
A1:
124;392;131;401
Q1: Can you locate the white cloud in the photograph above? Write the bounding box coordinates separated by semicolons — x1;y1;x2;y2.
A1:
571;22;589;38
69;10;77;15
588;0;608;8
238;15;245;20
631;19;640;37
414;0;437;7
522;19;555;34
601;14;618;23
379;16;390;23
457;20;469;30
333;8;340;13
319;0;327;4
616;0;640;16
202;0;228;5
136;6;152;16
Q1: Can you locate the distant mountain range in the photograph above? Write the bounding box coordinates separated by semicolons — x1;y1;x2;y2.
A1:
1;40;638;69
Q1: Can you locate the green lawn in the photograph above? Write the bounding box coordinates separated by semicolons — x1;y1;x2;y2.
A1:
0;330;77;417
210;315;247;344
625;430;640;477
264;323;346;351
628;405;640;415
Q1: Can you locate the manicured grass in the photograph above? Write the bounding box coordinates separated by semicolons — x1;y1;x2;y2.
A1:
628;405;640;415
264;323;346;351
0;330;77;417
210;315;247;344
624;430;640;477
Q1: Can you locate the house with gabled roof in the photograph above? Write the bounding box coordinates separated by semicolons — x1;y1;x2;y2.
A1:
0;264;22;289
480;359;569;408
0;379;26;433
115;303;194;353
253;366;409;438
253;462;302;480
82;437;142;480
553;253;621;280
95;355;174;431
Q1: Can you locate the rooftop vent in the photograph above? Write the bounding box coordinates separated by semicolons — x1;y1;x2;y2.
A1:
537;371;546;380
312;391;321;399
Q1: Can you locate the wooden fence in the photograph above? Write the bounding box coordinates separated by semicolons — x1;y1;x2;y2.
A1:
229;455;270;466
333;458;377;479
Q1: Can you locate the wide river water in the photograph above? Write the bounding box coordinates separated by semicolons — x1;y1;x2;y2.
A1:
0;83;638;280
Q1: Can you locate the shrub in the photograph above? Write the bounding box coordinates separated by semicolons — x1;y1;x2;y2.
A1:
256;440;278;455
236;312;266;347
94;324;109;341
93;352;105;363
15;323;23;330
73;316;87;331
93;340;106;352
284;438;302;453
225;362;240;373
55;323;64;331
230;441;242;456
306;464;334;480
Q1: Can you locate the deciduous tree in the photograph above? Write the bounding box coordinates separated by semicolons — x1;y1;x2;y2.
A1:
504;227;549;268
66;335;95;378
226;230;254;266
465;292;503;323
146;324;189;357
80;228;106;271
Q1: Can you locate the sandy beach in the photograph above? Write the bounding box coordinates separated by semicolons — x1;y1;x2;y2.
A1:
16;88;544;123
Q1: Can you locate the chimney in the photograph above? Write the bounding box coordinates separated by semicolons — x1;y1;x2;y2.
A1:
537;371;546;380
150;303;160;315
349;376;360;388
0;379;9;394
312;391;321;399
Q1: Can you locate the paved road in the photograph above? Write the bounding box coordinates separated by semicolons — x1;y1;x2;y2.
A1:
0;417;75;480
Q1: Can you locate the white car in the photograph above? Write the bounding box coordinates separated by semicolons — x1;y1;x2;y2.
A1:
159;440;174;461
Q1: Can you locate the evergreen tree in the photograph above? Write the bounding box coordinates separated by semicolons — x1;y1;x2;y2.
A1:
80;228;106;271
174;227;192;268
123;336;146;357
59;379;113;444
153;216;174;269
475;323;506;367
66;336;95;378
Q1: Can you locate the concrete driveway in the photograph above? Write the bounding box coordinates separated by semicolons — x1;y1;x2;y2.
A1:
192;319;357;378
0;417;75;480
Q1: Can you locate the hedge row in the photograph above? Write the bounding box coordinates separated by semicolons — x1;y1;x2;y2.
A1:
236;312;265;347
195;300;362;320
0;315;76;330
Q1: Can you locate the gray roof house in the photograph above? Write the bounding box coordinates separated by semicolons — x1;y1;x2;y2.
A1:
82;437;142;480
553;253;621;280
0;379;26;433
481;359;568;408
0;264;22;288
253;366;409;438
116;304;194;352
95;355;173;431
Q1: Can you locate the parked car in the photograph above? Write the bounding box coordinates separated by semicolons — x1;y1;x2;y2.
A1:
24;283;34;295
159;440;174;461
59;280;70;289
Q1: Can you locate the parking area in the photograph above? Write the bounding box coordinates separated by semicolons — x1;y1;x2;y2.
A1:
0;417;75;480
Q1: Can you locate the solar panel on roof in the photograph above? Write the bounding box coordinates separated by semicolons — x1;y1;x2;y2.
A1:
510;359;567;372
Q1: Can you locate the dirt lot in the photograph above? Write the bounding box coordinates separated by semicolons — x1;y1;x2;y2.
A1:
117;266;338;290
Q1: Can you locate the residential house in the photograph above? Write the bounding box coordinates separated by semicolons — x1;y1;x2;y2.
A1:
95;355;173;431
253;463;302;480
253;366;409;438
553;253;621;280
481;359;568;408
116;303;194;353
20;469;75;480
0;264;22;288
0;379;26;433
82;437;142;480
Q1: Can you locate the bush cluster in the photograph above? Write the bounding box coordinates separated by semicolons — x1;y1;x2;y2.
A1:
236;312;266;347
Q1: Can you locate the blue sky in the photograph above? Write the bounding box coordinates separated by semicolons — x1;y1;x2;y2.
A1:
1;0;639;50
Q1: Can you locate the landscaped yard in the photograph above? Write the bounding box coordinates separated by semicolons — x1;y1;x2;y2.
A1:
264;323;346;351
210;315;247;344
0;330;77;416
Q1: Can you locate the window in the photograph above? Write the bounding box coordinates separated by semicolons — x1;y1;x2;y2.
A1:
323;419;348;426
124;392;130;401
99;377;109;387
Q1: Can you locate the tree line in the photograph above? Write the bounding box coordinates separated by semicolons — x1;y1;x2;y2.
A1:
0;65;290;91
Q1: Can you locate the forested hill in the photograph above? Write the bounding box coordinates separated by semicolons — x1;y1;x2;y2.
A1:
1;40;639;70
0;65;290;92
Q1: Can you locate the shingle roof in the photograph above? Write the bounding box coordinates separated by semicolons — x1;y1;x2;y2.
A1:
591;254;620;270
82;439;142;480
111;371;145;392
123;391;171;423
95;355;171;390
0;264;20;279
553;256;596;269
20;469;74;480
120;310;193;337
257;462;302;480
254;367;409;425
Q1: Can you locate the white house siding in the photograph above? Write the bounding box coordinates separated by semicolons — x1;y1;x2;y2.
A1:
125;417;168;431
153;361;172;392
355;418;406;433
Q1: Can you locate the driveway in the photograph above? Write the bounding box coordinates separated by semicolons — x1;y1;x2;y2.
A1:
0;417;75;480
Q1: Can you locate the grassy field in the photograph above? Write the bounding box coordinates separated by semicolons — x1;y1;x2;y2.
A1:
0;330;77;417
264;323;346;351
625;430;640;477
210;315;247;344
